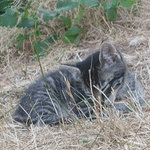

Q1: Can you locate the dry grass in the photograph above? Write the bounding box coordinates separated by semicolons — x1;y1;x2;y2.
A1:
0;0;150;149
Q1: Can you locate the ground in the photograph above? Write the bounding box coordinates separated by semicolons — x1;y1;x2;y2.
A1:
0;0;150;149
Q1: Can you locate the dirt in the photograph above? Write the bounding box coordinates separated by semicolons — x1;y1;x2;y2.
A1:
0;0;150;149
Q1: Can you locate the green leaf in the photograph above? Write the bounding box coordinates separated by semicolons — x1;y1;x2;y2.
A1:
39;0;79;22
56;0;79;12
104;0;118;10
23;7;29;19
74;7;83;23
107;6;117;21
60;16;72;28
39;0;99;22
62;35;80;45
120;0;136;8
81;0;99;8
35;30;42;37
0;0;11;14
17;17;34;28
64;25;81;36
112;0;118;6
62;25;81;44
17;1;34;28
38;9;58;21
34;41;48;56
34;34;57;56
0;8;18;28
103;0;118;21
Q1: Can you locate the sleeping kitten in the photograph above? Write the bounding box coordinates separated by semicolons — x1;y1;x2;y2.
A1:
14;43;145;126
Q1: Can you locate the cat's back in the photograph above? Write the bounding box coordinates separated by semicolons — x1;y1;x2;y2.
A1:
14;65;83;125
20;65;82;101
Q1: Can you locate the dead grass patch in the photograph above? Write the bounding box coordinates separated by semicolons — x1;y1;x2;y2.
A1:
0;0;150;149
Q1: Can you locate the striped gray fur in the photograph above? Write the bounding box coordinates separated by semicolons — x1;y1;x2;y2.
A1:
14;43;145;126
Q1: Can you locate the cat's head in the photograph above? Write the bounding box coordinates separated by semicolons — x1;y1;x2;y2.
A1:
99;42;127;102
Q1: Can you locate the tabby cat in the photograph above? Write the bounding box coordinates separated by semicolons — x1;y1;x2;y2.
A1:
14;43;145;125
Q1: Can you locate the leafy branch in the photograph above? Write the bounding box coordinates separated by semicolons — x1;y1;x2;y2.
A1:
0;0;136;56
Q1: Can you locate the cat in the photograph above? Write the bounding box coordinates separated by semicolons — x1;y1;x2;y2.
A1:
13;42;145;126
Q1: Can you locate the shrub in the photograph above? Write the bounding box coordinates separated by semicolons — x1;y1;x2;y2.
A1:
0;0;136;56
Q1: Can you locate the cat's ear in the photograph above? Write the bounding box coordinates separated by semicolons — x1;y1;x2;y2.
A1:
100;42;122;67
